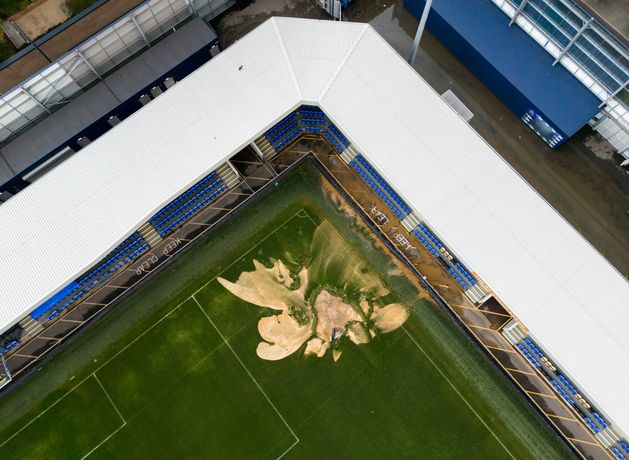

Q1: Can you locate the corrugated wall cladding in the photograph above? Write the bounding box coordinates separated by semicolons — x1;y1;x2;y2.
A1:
404;0;600;139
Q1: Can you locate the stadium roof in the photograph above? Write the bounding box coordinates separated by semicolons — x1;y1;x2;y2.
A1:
0;17;627;435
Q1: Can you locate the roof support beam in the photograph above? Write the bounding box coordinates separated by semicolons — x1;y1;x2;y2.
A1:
130;16;150;47
77;51;102;80
552;18;593;66
509;0;529;26
21;87;51;114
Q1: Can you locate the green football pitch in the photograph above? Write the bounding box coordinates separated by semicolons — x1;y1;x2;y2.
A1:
0;163;571;459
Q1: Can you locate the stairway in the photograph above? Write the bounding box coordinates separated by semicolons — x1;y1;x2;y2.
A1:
401;213;421;232
137;222;162;247
253;136;277;160
339;144;358;164
217;162;241;189
20;316;44;338
502;321;526;344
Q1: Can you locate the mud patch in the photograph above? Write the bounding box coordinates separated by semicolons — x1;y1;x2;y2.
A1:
218;221;410;361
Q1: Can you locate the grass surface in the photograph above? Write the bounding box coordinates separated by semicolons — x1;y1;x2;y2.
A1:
0;0;30;20
0;163;571;459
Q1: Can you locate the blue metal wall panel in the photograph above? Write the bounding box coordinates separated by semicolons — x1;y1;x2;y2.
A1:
404;0;601;144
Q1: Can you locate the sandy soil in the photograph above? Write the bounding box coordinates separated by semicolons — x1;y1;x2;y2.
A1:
218;259;308;311
313;289;362;342
218;221;410;362
347;322;370;344
320;178;433;302
13;0;69;41
257;310;312;360
372;303;409;333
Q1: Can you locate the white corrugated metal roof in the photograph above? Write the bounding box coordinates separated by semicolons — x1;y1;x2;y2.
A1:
1;17;627;436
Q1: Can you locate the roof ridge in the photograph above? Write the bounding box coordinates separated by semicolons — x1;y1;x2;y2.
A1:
271;17;303;101
316;23;369;102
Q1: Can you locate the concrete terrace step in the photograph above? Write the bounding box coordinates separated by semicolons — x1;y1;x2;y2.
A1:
253;136;277;160
217;162;240;189
137;222;162;247
339;145;358;164
20;316;44;337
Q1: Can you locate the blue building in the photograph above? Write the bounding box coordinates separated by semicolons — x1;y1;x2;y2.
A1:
404;0;618;149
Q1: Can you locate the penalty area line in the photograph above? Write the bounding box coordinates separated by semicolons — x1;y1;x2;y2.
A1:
402;326;516;460
191;296;300;457
81;373;127;459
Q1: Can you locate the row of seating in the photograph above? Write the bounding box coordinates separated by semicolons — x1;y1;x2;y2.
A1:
305;126;321;133
418;223;444;250
516;342;542;369
557;374;577;396
78;235;145;286
158;185;227;236
620;441;629;454
550;379;575;405
350;161;406;219
0;340;19;355
300;117;326;126
270;121;299;145
592;411;608;429
298;108;325;118
153;178;223;235
265;113;296;137
448;267;470;290
354;156;411;215
275;128;301;151
48;242;149;320
149;171;217;225
454;261;477;286
411;229;441;259
329;123;350;148
523;337;544;360
611;447;627;460
584;417;601;434
323;130;345;153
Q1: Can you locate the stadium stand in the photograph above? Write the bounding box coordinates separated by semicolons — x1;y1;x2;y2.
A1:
0;20;627;456
30;232;149;321
263;105;353;155
18;165;235;337
516;333;629;460
148;171;226;237
341;148;484;294
349;155;411;219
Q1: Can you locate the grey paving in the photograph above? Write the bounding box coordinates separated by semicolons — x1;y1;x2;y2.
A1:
0;18;217;182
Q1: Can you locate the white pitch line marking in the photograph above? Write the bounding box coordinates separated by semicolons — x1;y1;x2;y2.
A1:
3;212;312;458
192;296;299;457
402;326;516;460
80;424;126;460
93;373;125;424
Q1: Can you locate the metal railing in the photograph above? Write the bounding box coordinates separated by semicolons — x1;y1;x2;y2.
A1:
0;0;233;144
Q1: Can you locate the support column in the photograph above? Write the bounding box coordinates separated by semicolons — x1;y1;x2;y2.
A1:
408;0;432;66
131;16;150;47
509;0;529;26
